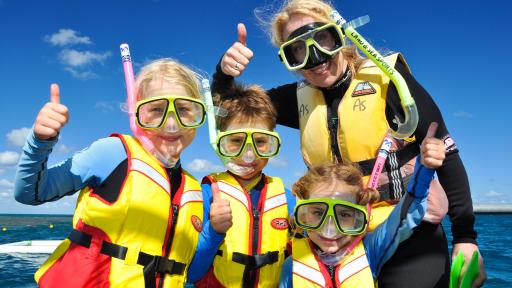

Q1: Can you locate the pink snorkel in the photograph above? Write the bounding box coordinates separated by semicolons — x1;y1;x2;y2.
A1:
344;133;393;253
119;43;154;152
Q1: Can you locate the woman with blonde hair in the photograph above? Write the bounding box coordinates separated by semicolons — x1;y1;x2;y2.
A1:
212;0;486;286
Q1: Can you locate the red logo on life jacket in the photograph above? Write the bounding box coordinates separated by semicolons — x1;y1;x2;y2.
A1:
191;215;202;232
271;218;289;230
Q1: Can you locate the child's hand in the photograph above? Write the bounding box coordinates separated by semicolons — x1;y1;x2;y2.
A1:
33;84;69;140
420;122;445;169
220;23;253;77
210;183;233;234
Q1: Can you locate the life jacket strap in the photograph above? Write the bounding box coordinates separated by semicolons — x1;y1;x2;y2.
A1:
68;229;186;288
232;251;279;270
232;251;280;288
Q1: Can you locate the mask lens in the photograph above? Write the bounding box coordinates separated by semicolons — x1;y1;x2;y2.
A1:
252;132;279;157
137;99;169;128
334;204;366;234
296;202;328;229
174;98;205;127
219;132;247;157
283;40;307;68
313;26;342;52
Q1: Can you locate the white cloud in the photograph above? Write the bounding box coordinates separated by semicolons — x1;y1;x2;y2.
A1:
57;144;71;153
44;29;92;46
186;159;224;173
485;190;503;198
64;67;97;80
7;127;31;147
0;179;14;189
0;179;14;199
0;169;5;175
269;156;288;167
95;101;117;113
59;49;111;67
0;151;20;166
453;111;473;118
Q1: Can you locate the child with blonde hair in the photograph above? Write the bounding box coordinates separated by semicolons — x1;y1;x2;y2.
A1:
15;59;206;287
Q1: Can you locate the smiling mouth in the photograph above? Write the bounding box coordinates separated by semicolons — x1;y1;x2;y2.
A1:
159;134;181;141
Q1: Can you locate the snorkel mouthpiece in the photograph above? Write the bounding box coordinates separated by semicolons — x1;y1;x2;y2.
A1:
328;11;419;139
225;161;255;177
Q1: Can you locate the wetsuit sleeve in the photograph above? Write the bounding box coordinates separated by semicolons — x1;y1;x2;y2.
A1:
386;61;477;245
187;182;226;283
279;256;293;288
285;188;296;217
211;60;300;129
14;131;126;205
364;157;433;278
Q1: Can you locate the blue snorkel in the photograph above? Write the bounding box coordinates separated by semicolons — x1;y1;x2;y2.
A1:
201;79;232;166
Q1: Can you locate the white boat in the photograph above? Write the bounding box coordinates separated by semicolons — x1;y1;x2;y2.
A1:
0;240;62;254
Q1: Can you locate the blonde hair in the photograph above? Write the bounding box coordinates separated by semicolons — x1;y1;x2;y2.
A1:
135;58;202;101
214;82;277;131
266;0;365;75
292;163;379;206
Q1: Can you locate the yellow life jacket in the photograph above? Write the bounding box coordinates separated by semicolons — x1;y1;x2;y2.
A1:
35;134;203;288
297;53;415;229
292;237;374;288
207;172;290;287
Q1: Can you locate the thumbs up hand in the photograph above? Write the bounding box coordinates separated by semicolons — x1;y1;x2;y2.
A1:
209;182;233;234
33;83;70;140
220;23;254;77
420;122;445;169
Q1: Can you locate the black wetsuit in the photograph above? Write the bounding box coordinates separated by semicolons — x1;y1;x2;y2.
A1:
212;59;477;288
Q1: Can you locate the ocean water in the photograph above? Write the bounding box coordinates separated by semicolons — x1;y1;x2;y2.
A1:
0;214;510;287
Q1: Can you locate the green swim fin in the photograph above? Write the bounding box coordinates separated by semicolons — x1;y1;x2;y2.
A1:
460;251;479;288
450;251;465;288
449;251;480;288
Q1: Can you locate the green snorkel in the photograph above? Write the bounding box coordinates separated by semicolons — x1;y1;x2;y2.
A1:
450;251;480;288
329;11;418;139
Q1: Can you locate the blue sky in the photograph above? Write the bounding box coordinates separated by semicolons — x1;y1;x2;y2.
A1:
0;0;510;214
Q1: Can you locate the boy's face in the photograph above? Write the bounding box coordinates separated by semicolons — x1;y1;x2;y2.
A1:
307;181;360;253
142;79;197;162
223;117;272;180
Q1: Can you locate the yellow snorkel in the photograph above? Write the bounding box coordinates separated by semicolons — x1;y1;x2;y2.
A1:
329;12;419;139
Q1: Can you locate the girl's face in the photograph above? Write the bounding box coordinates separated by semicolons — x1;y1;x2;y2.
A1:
223;118;270;181
142;79;197;163
307;180;359;254
282;14;347;88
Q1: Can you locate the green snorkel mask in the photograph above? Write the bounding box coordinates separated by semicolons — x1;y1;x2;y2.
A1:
326;11;418;139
